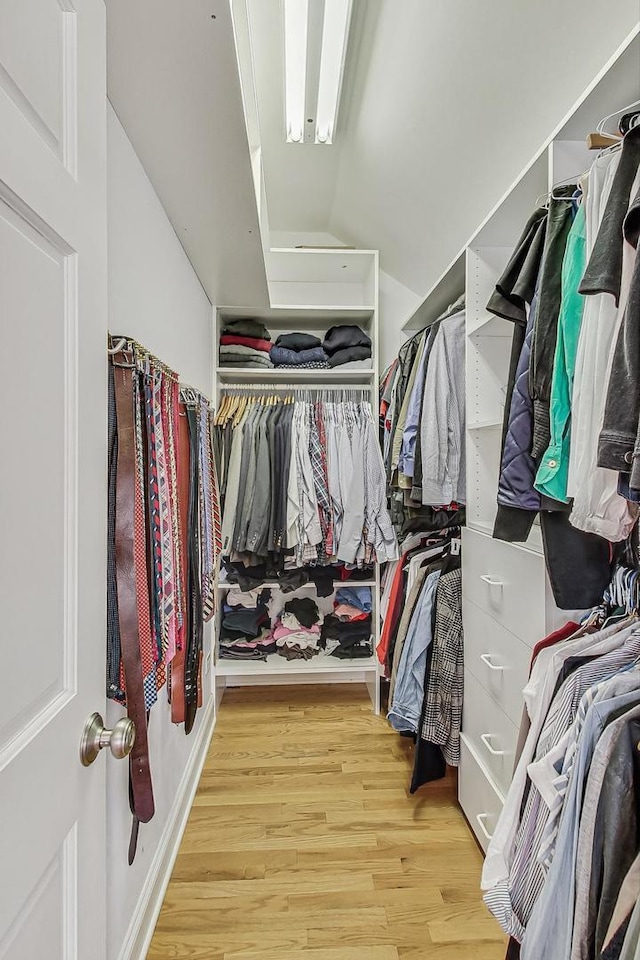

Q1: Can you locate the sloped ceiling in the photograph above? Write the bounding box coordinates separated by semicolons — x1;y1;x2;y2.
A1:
106;0;269;308
330;0;640;296
248;0;640;299
106;0;639;314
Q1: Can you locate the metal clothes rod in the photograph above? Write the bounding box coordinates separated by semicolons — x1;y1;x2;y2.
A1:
108;333;180;383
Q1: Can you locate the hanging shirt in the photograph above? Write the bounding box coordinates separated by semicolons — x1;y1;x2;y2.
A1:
535;202;587;502
398;329;430;480
420;311;466;505
481;617;638;895
568;147;640;542
484;631;640;941
521;678;640;960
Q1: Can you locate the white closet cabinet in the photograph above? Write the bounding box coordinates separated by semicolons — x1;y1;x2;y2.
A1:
213;247;384;712
402;26;640;852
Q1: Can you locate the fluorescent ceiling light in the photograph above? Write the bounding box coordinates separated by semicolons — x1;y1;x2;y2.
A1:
284;0;309;143
283;0;352;145
315;0;352;144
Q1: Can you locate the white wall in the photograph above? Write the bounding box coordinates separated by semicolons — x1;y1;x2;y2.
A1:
378;268;421;370
105;104;216;960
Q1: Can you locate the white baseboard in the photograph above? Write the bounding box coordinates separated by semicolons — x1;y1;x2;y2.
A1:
116;696;217;960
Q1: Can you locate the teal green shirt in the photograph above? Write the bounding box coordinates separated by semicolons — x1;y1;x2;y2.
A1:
535;203;586;501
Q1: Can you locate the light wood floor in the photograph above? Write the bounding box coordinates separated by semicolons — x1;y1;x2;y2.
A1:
148;684;507;960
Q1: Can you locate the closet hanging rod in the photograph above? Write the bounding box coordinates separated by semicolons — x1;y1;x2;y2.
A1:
596;98;640;133
107;333;180;381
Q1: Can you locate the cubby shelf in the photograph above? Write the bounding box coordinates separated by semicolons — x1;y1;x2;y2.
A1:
216;367;375;384
216;655;379;677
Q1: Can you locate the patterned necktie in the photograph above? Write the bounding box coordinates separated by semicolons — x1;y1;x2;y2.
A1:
153;369;176;671
134;372;159;709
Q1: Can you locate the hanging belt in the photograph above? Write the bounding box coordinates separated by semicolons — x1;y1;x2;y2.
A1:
184;406;203;734
170;401;190;725
111;349;155;849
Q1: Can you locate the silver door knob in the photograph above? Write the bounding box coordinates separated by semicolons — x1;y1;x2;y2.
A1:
80;712;136;767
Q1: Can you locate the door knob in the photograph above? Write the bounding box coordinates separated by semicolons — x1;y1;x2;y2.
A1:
80;712;135;766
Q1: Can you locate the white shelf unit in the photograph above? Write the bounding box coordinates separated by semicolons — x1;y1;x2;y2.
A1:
216;367;375;384
213;247;382;713
400;24;640;852
266;248;378;309
218;579;377;590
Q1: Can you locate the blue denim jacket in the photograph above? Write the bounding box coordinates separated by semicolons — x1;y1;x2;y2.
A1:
388;571;441;734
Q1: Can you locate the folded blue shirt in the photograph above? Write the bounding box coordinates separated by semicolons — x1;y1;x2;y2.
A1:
335;586;372;613
269;345;329;366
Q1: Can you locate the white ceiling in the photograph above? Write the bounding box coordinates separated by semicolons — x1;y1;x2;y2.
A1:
106;0;269;308
246;0;640;299
329;0;640;296
106;0;640;314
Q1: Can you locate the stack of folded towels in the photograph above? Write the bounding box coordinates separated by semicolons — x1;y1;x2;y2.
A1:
321;586;373;659
322;325;372;368
269;332;330;369
219;317;274;369
270;596;324;661
218;589;275;660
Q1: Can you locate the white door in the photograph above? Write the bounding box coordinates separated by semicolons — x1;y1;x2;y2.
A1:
0;2;108;959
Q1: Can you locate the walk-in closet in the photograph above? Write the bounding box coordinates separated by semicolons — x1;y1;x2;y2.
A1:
3;3;640;960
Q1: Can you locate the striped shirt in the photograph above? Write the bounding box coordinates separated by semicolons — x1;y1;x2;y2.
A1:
482;618;638;895
484;629;640;940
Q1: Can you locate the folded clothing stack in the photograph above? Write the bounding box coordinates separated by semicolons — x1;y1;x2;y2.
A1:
221;559;375;596
322;325;372;368
219;317;274;368
270;596;324;660
269;332;329;369
322;586;373;659
219;588;275;660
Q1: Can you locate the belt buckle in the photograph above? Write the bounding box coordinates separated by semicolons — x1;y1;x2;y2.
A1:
111;349;135;369
109;335;135;368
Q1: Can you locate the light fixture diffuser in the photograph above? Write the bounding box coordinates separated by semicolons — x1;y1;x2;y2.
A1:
315;0;353;144
284;0;309;143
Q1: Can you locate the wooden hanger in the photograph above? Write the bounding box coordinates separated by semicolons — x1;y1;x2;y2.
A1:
586;132;621;150
214;394;230;425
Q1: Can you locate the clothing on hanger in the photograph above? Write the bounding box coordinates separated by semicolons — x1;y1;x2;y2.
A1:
480;559;640;957
215;390;398;571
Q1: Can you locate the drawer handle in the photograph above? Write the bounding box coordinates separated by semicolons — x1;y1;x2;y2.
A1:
480;733;506;756
480;653;504;672
476;812;494;841
480;575;504;587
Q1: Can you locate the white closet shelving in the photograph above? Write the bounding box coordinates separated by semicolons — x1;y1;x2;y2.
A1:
213;247;382;713
402;26;640;851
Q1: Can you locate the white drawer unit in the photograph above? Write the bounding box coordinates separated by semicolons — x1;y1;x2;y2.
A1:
463;597;531;726
459;734;505;854
462;668;518;796
463;527;546;648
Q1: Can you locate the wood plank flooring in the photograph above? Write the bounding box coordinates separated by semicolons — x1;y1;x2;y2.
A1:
147;684;506;959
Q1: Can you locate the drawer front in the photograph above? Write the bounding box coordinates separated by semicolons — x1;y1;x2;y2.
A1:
463;527;546;647
459;734;504;854
462;668;518;796
463;597;531;726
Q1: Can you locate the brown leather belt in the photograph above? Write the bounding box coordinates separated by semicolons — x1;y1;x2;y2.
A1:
111;349;155;853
